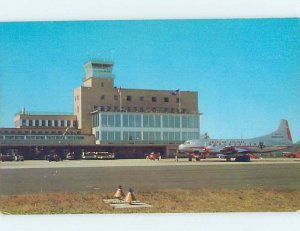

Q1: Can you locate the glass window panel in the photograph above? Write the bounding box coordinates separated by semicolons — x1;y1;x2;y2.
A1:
123;115;128;127
102;115;107;127
163;132;168;140
128;132;134;140
163;116;168;128
102;131;108;141
182;116;187;128
156;132;161;140
175;132;180;141
108;115;114;127
143;115;149;127
155;115;161;127
149;132;155;140
169;116;175;128
136;132;142;140
108;132;114;141
136;115;141;127
115;115;121;127
149;115;155;127
123;132;128;140
144;132;148;140
188;116;194;128
115;132;121;141
194;116;199;128
129;115;134;127
175;116;180;128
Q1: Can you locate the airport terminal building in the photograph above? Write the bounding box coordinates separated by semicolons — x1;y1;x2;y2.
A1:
0;60;201;158
76;61;200;144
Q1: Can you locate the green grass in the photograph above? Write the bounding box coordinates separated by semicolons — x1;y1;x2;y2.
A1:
0;188;299;214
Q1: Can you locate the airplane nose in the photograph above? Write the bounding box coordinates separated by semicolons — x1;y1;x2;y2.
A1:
178;144;188;152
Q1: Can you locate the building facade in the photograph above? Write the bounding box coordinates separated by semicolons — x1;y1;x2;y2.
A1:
74;60;201;144
91;111;199;144
14;110;78;129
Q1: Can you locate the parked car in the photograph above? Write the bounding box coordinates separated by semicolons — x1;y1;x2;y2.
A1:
0;154;15;162
15;155;24;161
47;154;61;162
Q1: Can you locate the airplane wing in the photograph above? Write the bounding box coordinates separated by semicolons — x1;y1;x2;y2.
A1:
219;146;252;154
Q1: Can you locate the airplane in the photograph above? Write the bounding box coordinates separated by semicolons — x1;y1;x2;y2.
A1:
178;119;293;162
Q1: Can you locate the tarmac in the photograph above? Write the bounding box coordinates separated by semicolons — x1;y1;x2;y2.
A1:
0;158;299;169
0;158;299;195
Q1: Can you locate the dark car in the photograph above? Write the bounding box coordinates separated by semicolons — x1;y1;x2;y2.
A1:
47;154;61;162
0;154;15;162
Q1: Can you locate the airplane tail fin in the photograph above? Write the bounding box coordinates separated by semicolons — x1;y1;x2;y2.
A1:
269;119;293;145
256;119;293;146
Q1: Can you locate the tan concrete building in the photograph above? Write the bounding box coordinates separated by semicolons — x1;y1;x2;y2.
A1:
74;60;199;134
14;110;78;129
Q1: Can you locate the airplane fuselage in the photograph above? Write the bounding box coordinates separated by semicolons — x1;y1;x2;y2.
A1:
178;119;293;155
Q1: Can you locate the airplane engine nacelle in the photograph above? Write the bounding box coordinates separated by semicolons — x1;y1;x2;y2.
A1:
220;146;237;154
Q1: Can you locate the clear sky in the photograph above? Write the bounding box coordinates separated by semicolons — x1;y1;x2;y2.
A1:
0;18;299;142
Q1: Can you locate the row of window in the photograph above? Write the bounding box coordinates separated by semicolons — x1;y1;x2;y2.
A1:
0;130;81;135
100;131;199;141
20;120;75;127
93;106;187;113
92;113;199;129
0;135;85;140
97;95;179;103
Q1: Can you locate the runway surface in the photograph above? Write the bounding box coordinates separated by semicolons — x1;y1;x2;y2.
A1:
0;159;299;195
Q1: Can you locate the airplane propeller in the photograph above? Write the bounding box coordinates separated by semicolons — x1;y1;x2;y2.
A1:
258;142;265;149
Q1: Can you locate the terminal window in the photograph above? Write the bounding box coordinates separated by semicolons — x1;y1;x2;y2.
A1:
140;96;144;101
126;96;132;101
164;97;169;102
152;97;157;102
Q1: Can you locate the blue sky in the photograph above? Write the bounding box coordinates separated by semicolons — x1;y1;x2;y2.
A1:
0;18;299;141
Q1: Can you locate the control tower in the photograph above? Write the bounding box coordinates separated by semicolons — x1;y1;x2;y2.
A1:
84;60;114;79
